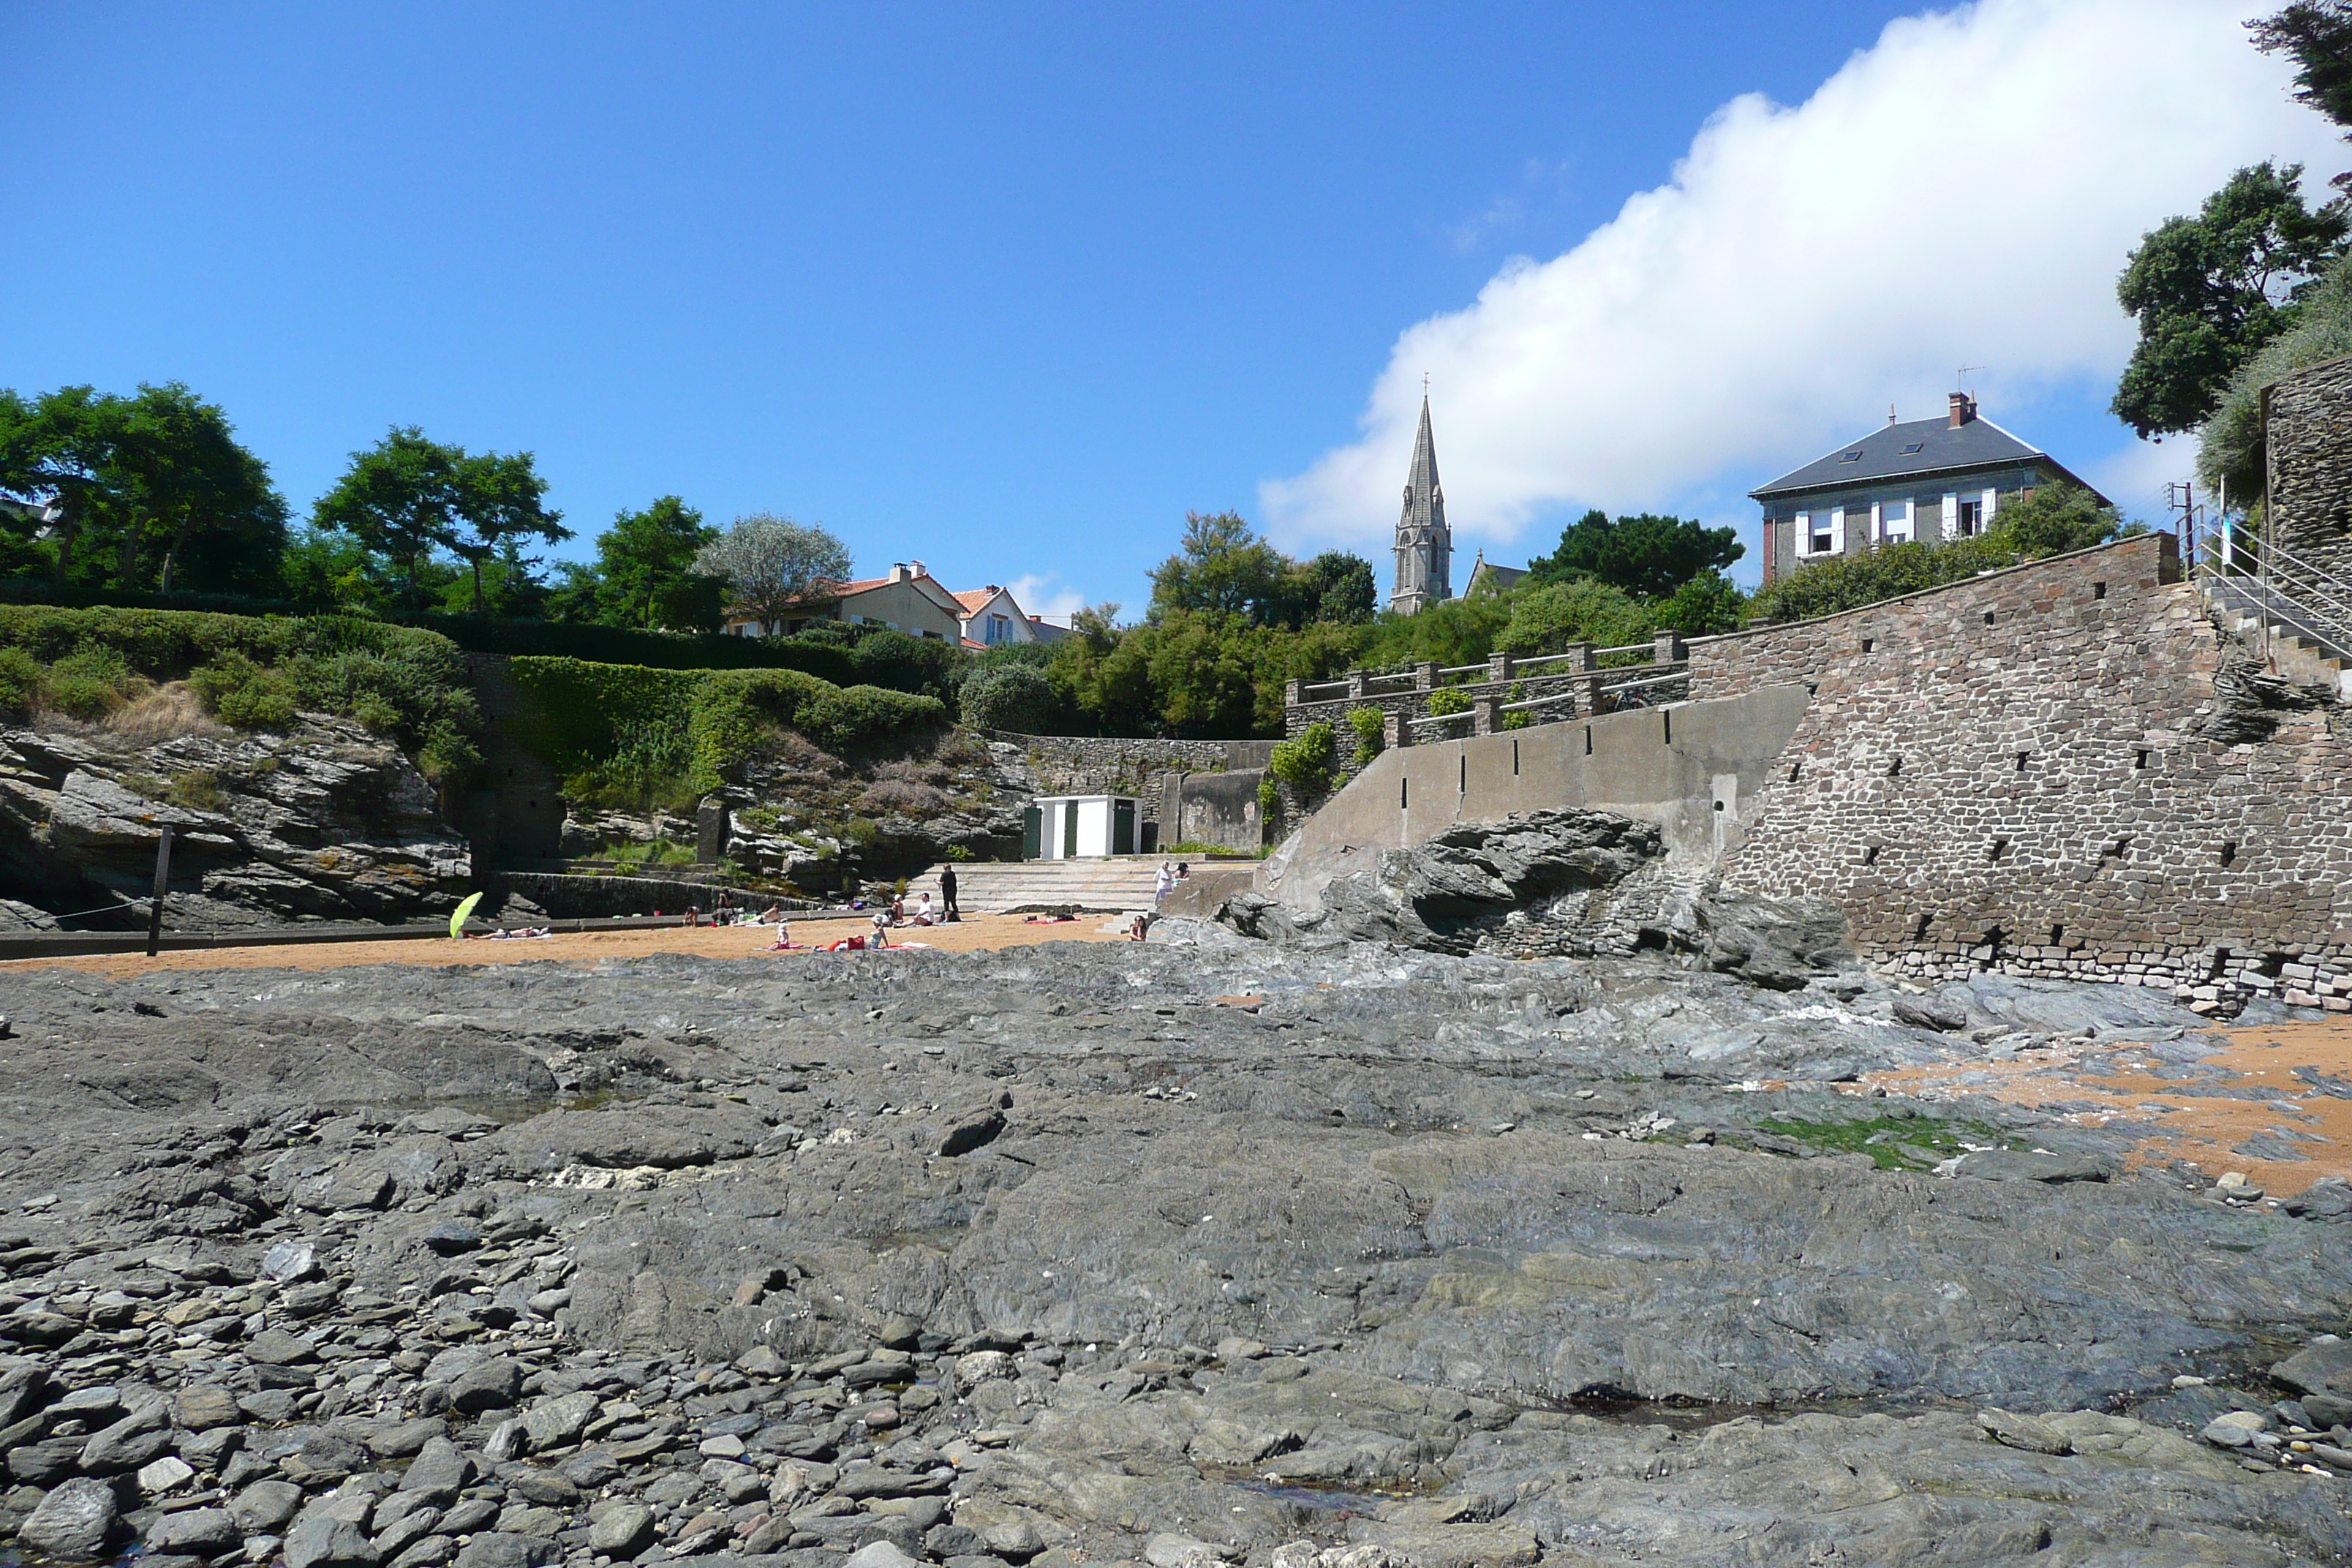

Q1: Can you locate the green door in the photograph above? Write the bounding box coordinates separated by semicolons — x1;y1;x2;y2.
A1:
1062;802;1079;858
1112;799;1136;856
1022;805;1041;859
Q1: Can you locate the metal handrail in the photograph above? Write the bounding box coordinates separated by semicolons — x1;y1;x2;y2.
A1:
2188;506;2352;666
1408;709;1477;729
1436;661;1488;676
1498;690;1580;713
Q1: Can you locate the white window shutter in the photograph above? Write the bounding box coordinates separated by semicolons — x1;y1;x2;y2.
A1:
1982;486;1998;524
1869;501;1882;543
1941;494;1958;540
1793;513;1810;557
1829;508;1846;554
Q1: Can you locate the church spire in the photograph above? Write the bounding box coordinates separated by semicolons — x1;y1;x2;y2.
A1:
1390;391;1452;614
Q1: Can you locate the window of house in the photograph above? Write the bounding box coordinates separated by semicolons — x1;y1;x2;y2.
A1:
1900;442;1924;454
1882;499;1911;543
1840;450;1863;462
1808;513;1834;554
1956;498;1983;536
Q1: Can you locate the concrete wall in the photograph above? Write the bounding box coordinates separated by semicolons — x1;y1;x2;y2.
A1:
990;733;1270;853
458;654;567;864
1698;532;2352;1012
2265;352;2352;586
1176;770;1266;851
1258;685;1810;912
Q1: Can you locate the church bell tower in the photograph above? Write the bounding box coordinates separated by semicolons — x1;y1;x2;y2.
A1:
1390;392;1452;615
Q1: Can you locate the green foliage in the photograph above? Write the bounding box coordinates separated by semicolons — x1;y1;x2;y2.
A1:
544;496;725;632
1495;578;1654;657
1744;536;2026;624
2111;162;2349;437
43;642;142;720
0;604;482;782
944;843;974;862
1256;777;1280;821
1425;686;1471;717
189;651;297;729
1654;570;1748;637
2250;3;2352;143
1352;591;1516;672
164;769;227;813
961;660;1060;732
1986;484;2136;557
509;656;946;803
0;647;39;718
1267;721;1336;797
2201;250;2352;498
692;513;853;631
1749;1115;2017;1172
1147;512;1376;630
1346;704;1385;764
1527;509;1745;596
312;427;569;614
0;381;289;597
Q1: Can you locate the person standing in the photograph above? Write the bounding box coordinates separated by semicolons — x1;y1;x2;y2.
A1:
940;864;960;922
1153;862;1174;908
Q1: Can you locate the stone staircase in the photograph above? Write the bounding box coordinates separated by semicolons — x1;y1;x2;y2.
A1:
2204;576;2352;700
904;857;1255;915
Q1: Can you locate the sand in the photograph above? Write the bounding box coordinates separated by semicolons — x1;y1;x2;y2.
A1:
1;911;1131;980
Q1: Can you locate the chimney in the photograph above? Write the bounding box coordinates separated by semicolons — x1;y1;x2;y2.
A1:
908;559;925;578
1948;393;1975;428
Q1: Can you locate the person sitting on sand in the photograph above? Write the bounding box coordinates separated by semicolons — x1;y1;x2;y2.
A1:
870;910;892;948
757;905;785;924
1128;913;1150;941
764;918;797;950
912;891;936;926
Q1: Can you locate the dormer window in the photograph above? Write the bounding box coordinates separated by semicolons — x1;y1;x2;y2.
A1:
1840;451;1863;461
1900;442;1925;454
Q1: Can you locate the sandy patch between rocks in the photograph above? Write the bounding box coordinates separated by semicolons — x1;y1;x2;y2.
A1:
1848;1017;2352;1197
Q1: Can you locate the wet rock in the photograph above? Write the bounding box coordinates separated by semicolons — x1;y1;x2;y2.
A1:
146;1507;240;1555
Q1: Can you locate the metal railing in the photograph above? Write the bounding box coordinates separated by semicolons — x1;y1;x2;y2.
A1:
2187;505;2352;668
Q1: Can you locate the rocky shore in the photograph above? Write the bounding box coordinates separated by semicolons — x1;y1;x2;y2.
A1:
1;928;2349;1567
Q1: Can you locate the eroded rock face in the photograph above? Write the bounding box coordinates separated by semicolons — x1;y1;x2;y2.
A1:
0;716;470;929
0;943;2346;1568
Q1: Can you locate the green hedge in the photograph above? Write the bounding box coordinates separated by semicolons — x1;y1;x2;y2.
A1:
0;605;483;783
509;657;948;799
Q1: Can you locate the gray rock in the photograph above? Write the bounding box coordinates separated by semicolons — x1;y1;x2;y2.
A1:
844;1543;924;1568
146;1507;241;1554
445;1357;524;1413
396;1438;475;1501
263;1239;323;1282
233;1479;307;1533
170;1384;241;1431
451;1532;556;1568
20;1476;118;1560
587;1504;655;1556
520;1390;598;1450
2274;1340;2352;1398
286;1490;378;1568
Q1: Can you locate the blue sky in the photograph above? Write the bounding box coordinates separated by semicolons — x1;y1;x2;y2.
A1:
4;3;2341;611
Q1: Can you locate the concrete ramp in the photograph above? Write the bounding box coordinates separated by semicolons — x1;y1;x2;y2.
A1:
1259;685;1809;914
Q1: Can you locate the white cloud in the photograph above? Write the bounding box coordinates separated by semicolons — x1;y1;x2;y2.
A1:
1262;0;2347;558
1005;573;1088;619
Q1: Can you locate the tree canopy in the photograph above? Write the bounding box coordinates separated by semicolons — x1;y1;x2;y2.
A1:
1525;509;1744;598
2109;161;2348;437
549;496;724;631
692;513;853;630
0;382;287;595
2251;2;2352;180
312;429;568;614
1145;512;1376;630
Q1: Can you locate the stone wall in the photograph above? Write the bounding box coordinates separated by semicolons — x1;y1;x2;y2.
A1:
2264;352;2352;587
983;733;1273;852
1695;533;2352;1013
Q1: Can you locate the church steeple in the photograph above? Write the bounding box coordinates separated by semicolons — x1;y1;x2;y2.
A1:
1390;392;1452;614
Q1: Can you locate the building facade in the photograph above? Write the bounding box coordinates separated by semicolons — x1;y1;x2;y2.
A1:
722;560;966;640
1390;395;1453;614
1752;395;2102;585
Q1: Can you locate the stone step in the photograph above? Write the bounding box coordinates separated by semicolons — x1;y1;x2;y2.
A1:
899;857;1253;914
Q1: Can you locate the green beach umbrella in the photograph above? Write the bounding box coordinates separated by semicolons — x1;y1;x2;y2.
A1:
450;892;484;938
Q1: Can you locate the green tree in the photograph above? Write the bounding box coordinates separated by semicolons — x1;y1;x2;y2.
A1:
1986;483;2132;557
1273;550;1378;626
1526;508;1744;597
0;385;124;585
1494;578;1655;657
1147;511;1289;622
1654;570;1749;636
551;496;722;630
445;449;568;615
2111;162;2348;437
692;512;852;632
2251;3;2352;184
312;429;464;612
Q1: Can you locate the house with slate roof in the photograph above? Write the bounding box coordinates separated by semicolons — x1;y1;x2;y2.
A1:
720;559;967;641
1752;393;2106;585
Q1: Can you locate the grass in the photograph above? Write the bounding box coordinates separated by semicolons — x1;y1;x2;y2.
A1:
1743;1115;2021;1172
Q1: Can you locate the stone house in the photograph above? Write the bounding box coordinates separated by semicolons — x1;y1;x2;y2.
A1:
1752;394;2103;584
721;561;966;641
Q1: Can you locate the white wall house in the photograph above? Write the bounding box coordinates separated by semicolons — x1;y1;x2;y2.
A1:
1026;795;1141;859
722;561;966;641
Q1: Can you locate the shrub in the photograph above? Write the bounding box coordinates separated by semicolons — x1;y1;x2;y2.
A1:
1495;579;1654;657
1425;686;1470;717
1268;721;1337;797
189;652;297;729
164;769;228;812
44;643;142;720
961;662;1060;732
1346;705;1385;765
1745;536;2022;624
1257;777;1280;822
945;843;974;862
0;647;41;719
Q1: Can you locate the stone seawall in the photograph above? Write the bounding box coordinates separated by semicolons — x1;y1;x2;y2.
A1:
1689;533;2352;1012
984;733;1273;851
2266;352;2352;587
